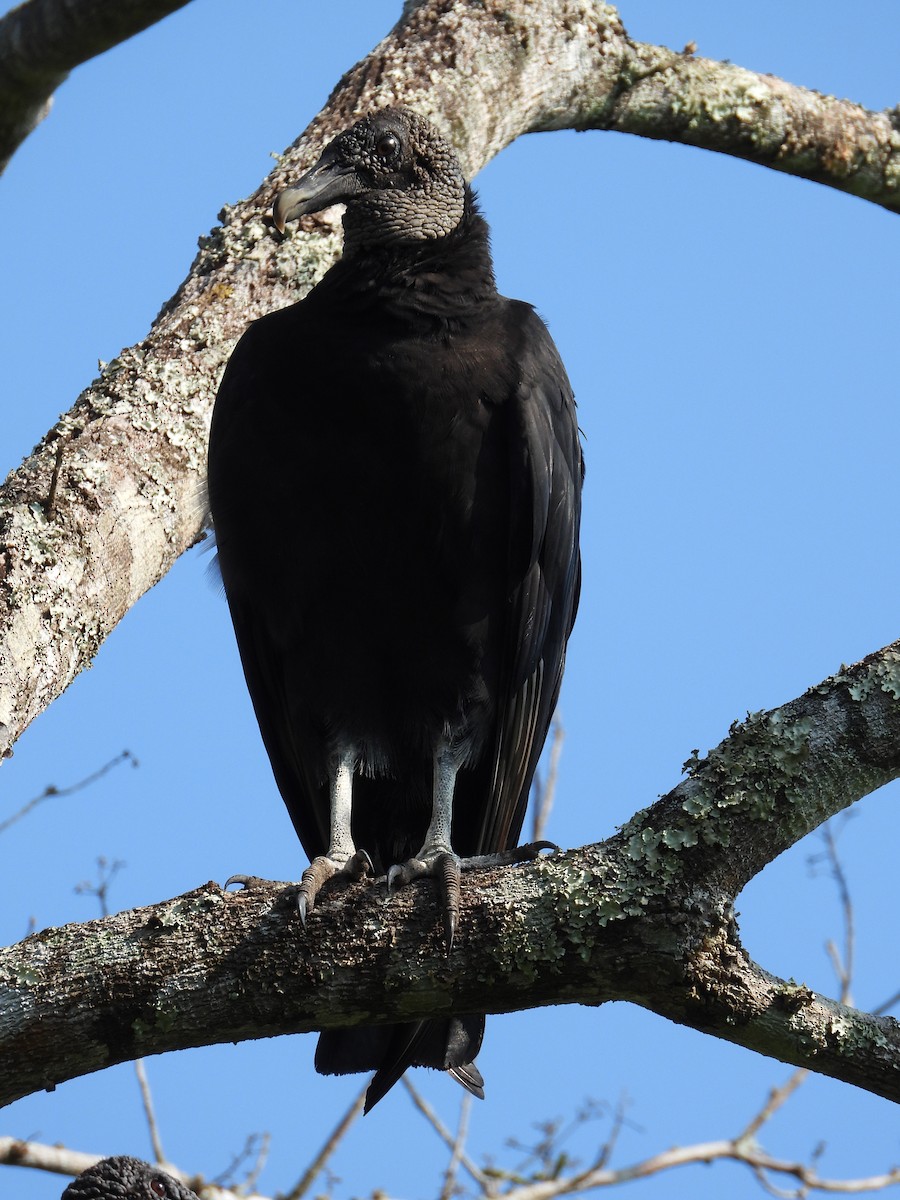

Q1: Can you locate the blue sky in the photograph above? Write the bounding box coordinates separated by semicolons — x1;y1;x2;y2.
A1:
2;2;899;1197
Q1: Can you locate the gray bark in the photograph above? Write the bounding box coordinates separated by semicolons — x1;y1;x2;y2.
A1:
2;644;899;1109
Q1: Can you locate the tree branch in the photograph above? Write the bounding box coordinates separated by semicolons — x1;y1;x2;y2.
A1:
0;0;195;174
2;645;898;1111
1;0;898;763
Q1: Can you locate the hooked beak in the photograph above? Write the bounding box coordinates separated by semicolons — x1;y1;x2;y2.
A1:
273;149;362;232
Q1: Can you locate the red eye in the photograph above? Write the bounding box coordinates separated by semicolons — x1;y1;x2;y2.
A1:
375;133;400;161
150;1181;167;1198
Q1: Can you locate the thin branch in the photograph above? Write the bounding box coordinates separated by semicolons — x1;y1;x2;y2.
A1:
439;1094;472;1200
74;855;127;916
820;822;855;1007
210;1134;270;1196
738;1072;809;1145
874;991;900;1017
135;1060;166;1166
0;1139;271;1200
281;1083;367;1200
0;750;136;835
495;1140;900;1200
402;1079;491;1192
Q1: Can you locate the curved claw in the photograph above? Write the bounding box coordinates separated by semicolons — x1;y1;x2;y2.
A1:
297;850;375;925
346;848;374;880
223;874;254;891
387;858;424;895
436;852;461;955
516;839;560;860
297;857;338;926
386;852;461;954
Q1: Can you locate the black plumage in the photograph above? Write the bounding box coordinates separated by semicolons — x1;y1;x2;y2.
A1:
208;108;582;1108
62;1157;198;1200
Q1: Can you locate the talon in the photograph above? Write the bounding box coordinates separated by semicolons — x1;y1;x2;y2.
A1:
297;856;339;925
223;874;254;890
296;850;375;925
387;859;424;894
459;841;561;872
516;839;559;861
346;848;374;880
436;852;460;955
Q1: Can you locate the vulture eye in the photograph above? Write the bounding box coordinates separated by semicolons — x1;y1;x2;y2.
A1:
375;132;401;162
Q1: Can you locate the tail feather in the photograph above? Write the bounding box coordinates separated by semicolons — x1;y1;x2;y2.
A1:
449;1060;485;1099
315;1017;486;1111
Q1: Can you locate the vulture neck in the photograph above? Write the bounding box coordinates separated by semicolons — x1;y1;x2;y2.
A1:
334;189;499;328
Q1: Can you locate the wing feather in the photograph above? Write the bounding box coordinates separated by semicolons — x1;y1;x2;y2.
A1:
478;304;582;853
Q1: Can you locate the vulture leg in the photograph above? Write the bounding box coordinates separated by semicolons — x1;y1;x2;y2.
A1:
297;746;372;924
387;741;464;952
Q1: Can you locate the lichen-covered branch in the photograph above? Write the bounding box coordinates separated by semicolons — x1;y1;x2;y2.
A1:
0;859;895;1111
0;0;195;174
2;644;899;1111
619;642;900;897
604;47;900;212
2;0;898;763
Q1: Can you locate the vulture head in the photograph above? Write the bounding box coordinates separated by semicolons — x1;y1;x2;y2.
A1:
61;1156;198;1200
273;108;466;248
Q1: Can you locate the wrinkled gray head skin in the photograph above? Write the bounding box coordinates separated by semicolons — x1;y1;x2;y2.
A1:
61;1156;199;1200
273;108;466;250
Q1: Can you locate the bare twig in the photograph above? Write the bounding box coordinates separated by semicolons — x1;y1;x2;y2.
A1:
822;822;855;1007
493;1140;900;1199
738;1071;809;1145
282;1082;367;1200
439;1093;472;1200
402;1079;491;1192
874;990;900;1017
211;1134;271;1195
591;1096;628;1172
0;749;137;835
74;855;126;917
135;1059;166;1166
0;1138;272;1199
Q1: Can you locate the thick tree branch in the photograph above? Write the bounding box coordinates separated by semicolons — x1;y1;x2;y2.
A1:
1;0;898;763
0;0;195;174
2;644;898;1112
605;49;900;212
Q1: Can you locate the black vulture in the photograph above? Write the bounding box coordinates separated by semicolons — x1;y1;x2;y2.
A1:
61;1157;198;1200
207;108;583;1109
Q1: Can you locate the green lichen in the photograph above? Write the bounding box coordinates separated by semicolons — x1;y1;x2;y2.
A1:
847;648;900;701
151;893;222;928
13;965;40;987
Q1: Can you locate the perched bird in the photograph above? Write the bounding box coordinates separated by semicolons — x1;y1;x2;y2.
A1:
208;108;583;1108
61;1156;198;1200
